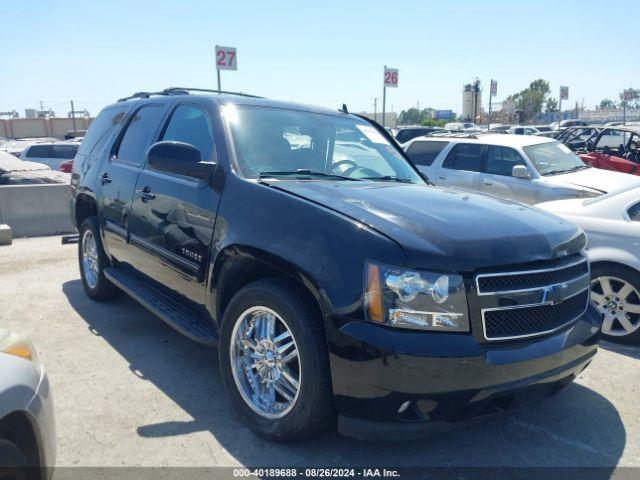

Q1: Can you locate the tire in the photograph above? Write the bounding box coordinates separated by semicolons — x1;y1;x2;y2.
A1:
0;440;30;480
590;263;640;345
78;217;118;301
219;278;334;441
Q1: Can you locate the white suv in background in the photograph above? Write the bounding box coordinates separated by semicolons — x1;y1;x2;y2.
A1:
20;142;79;170
403;134;640;205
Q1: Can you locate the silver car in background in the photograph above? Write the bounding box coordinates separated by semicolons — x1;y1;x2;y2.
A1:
0;329;55;479
537;187;640;344
19;142;79;171
403;134;640;205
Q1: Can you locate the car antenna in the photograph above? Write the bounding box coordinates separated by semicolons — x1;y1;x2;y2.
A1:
340;103;349;114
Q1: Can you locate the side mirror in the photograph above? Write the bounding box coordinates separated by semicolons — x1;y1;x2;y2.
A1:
147;141;213;180
585;140;594;152
512;165;531;179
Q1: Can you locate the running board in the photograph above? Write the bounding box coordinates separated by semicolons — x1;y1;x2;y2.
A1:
104;267;218;346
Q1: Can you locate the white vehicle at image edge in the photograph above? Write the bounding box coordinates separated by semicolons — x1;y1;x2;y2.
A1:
0;329;55;480
537;187;640;344
403;134;640;205
19;142;79;171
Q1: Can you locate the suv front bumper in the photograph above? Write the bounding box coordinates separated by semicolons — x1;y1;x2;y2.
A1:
329;306;601;439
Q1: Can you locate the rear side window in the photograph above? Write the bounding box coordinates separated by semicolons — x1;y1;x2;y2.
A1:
406;141;449;166
77;105;128;157
443;143;483;172
485;146;527;176
26;145;52;158
114;105;165;166
160;105;215;162
628;202;640;221
52;144;78;159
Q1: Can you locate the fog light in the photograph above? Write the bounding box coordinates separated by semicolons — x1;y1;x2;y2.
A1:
389;309;464;330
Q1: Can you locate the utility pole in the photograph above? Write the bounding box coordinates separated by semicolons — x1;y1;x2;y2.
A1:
70;100;77;134
382;65;387;127
374;98;377;123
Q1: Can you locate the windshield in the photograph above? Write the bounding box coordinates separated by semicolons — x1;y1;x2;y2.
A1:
523;141;589;175
225;105;423;184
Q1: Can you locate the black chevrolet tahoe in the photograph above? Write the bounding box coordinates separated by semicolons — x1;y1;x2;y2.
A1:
70;87;601;441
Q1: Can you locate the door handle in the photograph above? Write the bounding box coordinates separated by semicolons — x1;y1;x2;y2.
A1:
136;187;156;202
438;175;447;180
101;173;112;185
484;180;493;186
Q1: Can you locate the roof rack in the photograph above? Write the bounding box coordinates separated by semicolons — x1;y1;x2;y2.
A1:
117;87;263;102
429;132;479;139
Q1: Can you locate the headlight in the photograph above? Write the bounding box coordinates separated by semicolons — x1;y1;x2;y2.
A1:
0;330;40;365
364;262;469;331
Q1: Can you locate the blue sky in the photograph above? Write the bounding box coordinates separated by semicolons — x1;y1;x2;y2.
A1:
2;0;638;117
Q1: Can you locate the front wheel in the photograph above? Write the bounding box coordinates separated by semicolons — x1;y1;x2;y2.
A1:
219;279;334;441
590;264;640;345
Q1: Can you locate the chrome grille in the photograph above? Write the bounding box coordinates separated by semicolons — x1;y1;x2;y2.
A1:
483;290;589;340
476;257;589;295
476;256;590;341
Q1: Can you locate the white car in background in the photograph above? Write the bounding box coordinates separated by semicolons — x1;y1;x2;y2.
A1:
537;187;640;344
403;134;640;205
19;142;79;170
0;329;55;479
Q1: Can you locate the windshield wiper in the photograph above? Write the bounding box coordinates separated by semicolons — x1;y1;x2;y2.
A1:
543;165;590;176
258;169;361;181
360;175;415;184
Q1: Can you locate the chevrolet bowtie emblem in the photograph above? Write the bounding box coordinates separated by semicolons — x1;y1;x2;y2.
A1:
541;283;569;305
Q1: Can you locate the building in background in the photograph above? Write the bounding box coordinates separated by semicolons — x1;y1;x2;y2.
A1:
462;79;482;122
358;111;397;128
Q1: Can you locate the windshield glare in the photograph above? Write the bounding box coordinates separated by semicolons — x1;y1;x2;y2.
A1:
524;141;587;175
225;105;423;184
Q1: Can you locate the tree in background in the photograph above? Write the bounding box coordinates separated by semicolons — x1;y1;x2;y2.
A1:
508;79;550;123
546;97;559;113
398;107;439;125
619;88;640;109
420;118;449;127
599;98;617;109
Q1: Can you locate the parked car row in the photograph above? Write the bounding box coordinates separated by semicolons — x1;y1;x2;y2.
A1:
0;137;80;173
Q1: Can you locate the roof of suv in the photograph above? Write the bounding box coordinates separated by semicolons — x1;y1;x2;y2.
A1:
112;89;350;118
405;133;555;148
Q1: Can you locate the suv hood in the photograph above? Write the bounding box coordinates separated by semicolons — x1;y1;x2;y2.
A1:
542;167;640;193
270;181;585;271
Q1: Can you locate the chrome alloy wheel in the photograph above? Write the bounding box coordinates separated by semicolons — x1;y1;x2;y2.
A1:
591;276;640;337
230;306;301;419
81;229;99;289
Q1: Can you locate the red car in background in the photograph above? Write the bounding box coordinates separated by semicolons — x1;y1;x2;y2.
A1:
580;127;640;175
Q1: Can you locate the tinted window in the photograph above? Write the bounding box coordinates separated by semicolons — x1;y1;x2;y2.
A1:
628;202;640;221
26;145;52;158
396;128;429;143
77;105;128;156
485;146;527;176
115;105;164;166
52;144;78;159
161;105;215;162
407;141;449;166
443;143;483;172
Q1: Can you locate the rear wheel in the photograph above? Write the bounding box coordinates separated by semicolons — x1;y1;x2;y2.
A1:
219;279;334;441
78;217;118;301
590;264;640;345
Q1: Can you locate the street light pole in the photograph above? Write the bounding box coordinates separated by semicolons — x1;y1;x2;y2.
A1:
382;66;387;127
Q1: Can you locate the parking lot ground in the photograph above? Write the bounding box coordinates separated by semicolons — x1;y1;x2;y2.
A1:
1;235;639;469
